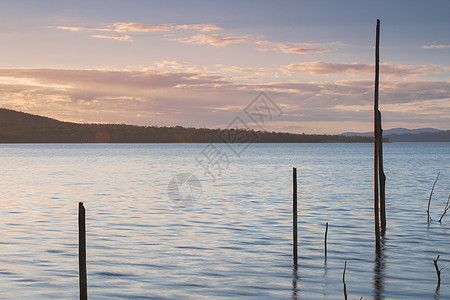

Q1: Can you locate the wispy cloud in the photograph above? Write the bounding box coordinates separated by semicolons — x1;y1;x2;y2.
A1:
174;24;222;32
51;22;222;34
255;40;333;55
111;23;172;33
422;44;450;49
90;34;133;42
153;60;205;73
278;45;330;54
281;61;444;77
50;22;334;55
174;34;251;47
52;26;89;32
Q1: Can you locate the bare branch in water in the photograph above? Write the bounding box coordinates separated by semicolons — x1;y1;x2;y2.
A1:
438;195;450;223
427;172;440;225
433;255;442;289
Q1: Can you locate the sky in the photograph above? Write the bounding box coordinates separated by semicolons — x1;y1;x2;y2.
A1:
0;0;449;134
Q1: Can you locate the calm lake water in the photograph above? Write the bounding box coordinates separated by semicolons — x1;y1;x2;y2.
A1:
0;143;449;299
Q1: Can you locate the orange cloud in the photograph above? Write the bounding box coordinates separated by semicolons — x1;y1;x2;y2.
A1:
51;26;89;32
281;61;433;77
175;34;251;47
175;24;222;32
422;44;450;49
52;23;222;34
255;41;332;55
111;23;172;32
90;34;133;42
278;46;330;54
1;68;448;132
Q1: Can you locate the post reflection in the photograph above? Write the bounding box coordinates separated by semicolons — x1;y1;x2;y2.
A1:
323;256;328;278
373;240;386;300
434;286;440;300
292;264;300;300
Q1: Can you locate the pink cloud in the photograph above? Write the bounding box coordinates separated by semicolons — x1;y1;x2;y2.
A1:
278;46;331;54
111;23;172;33
0;68;448;132
90;34;133;42
175;34;251;47
175;24;222;32
51;26;89;32
281;61;427;77
422;44;450;49
52;23;222;34
255;41;332;55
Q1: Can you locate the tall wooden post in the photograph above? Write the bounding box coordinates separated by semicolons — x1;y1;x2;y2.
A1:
374;19;381;253
79;202;88;300
293;167;298;265
379;133;386;234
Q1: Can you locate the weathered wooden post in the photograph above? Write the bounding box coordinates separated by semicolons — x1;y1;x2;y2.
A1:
293;167;298;265
324;222;328;257
374;19;382;252
79;202;88;300
379;130;386;234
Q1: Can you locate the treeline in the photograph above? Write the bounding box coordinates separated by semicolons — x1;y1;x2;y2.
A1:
0;108;374;143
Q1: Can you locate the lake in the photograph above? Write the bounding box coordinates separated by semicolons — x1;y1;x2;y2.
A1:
0;143;449;299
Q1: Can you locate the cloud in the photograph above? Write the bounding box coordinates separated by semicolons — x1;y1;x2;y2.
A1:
50;22;336;56
51;22;221;34
90;35;133;42
281;61;440;77
174;34;251;47
175;24;222;32
111;23;172;33
422;44;450;49
51;26;89;32
153;61;206;73
219;66;269;73
0;68;448;133
255;41;333;55
278;46;331;54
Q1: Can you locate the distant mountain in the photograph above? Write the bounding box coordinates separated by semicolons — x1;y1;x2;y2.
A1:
0;108;65;126
343;127;443;137
343;127;449;142
0;108;372;143
386;130;450;142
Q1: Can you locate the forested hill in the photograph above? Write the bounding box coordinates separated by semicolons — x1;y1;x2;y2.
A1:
0;108;372;143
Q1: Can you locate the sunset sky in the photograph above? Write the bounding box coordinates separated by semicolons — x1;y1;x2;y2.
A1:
0;0;449;134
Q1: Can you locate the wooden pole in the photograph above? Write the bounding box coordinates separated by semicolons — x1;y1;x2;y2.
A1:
324;222;328;257
293;167;298;265
375;19;387;234
379;125;386;234
373;19;381;253
79;202;88;300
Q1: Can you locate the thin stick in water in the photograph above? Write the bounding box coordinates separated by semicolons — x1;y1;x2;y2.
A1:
343;261;348;300
427;172;440;225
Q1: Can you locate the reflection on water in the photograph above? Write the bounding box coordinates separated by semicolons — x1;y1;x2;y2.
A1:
292;265;299;300
373;239;386;300
0;143;449;299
